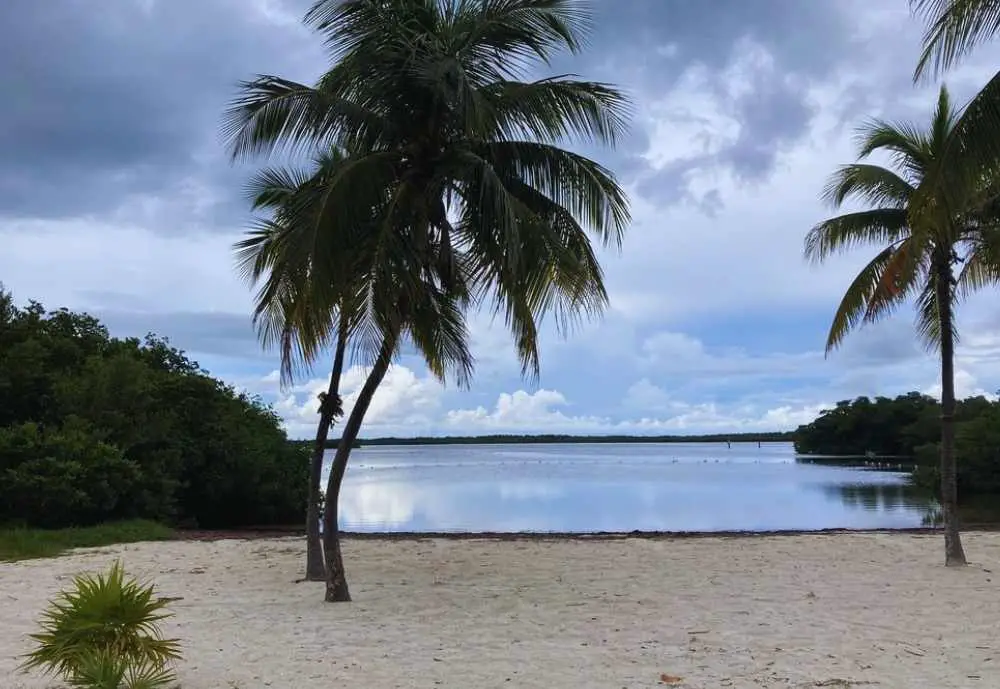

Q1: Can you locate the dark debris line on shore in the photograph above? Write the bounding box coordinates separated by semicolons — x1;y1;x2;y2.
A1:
171;525;1000;543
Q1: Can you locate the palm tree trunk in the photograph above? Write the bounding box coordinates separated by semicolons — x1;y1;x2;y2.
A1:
322;329;398;602
935;254;967;566
304;324;348;581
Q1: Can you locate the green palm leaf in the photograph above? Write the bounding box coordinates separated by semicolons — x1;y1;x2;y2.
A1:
821;164;915;209
912;0;1000;80
804;209;910;263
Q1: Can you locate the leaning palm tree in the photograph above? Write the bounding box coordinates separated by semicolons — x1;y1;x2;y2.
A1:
235;150;375;582
912;0;1000;80
805;85;1000;566
237;151;478;600
224;0;630;601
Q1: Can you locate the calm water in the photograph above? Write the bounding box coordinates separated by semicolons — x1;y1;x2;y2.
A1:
324;442;936;533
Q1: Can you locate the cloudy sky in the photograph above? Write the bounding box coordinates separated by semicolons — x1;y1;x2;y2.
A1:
3;0;1000;439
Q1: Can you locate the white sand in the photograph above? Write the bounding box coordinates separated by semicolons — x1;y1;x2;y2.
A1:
3;533;1000;689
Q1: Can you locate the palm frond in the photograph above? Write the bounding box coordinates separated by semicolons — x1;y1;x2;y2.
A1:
480;77;632;145
821;163;915;209
958;227;1000;295
854;118;932;179
405;281;475;388
245;165;315;210
453;0;593;71
470;139;630;246
21;561;180;682
222;75;384;161
912;0;1000;80
804;209;910;263
825;243;908;353
914;274;949;350
863;236;926;323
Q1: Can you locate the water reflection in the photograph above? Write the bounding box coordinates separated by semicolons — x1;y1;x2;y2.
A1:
820;481;930;512
326;442;938;533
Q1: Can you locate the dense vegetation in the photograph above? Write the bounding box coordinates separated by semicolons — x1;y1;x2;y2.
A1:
0;291;308;530
794;392;1000;498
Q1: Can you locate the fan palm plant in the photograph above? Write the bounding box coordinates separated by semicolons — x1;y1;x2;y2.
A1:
805;85;1000;566
225;0;630;601
21;560;181;686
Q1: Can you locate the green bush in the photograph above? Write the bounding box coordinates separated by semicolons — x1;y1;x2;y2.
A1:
913;406;1000;497
0;291;308;530
21;561;181;688
0;422;140;528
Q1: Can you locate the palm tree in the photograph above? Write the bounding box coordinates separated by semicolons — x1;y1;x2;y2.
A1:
237;150;478;600
224;0;630;601
805;85;1000;566
911;0;1000;80
235;151;366;582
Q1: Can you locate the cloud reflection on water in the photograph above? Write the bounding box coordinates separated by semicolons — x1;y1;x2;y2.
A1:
329;443;936;532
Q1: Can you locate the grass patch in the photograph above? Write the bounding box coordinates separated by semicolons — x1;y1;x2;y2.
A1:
0;520;174;562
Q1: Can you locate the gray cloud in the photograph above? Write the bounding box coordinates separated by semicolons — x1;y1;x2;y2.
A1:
0;0;319;226
584;0;851;83
97;309;262;361
0;0;870;230
579;0;853;193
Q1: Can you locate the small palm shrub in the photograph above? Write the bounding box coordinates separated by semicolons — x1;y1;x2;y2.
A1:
67;649;178;689
21;560;181;688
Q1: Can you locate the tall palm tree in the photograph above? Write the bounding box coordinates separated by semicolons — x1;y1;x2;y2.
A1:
912;0;1000;80
805;85;1000;566
237;150;478;600
224;0;630;601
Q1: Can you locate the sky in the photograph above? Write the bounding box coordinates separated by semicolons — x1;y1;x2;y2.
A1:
3;0;1000;439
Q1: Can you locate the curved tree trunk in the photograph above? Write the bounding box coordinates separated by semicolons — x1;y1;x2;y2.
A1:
935;254;967;566
322;329;398;602
304;325;348;581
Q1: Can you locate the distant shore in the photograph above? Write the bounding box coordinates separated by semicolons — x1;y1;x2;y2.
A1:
4;533;998;688
309;431;795;448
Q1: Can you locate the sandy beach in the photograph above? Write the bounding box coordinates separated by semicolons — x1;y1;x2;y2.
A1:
3;533;999;688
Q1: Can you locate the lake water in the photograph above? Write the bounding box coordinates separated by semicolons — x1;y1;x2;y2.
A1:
326;442;936;533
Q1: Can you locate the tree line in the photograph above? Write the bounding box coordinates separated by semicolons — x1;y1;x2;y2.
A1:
0;292;308;530
794;392;1000;498
333;432;794;447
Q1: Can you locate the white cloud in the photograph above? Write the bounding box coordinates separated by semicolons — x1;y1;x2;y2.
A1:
262;363;446;438
445;389;605;432
0;218;250;314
